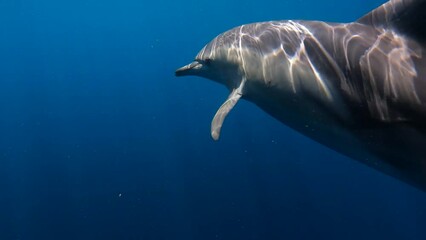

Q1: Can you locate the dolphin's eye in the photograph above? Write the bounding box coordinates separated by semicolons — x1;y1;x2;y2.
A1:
204;58;212;66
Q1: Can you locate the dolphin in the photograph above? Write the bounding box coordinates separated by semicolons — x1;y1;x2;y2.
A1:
175;0;426;191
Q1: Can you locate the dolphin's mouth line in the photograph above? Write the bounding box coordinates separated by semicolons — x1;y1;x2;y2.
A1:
175;61;202;76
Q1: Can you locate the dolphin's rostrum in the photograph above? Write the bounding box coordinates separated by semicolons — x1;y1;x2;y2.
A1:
175;0;426;191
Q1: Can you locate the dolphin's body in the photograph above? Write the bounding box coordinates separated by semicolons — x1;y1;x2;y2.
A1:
175;0;426;191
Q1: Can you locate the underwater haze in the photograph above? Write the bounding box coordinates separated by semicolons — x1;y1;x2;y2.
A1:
1;0;426;239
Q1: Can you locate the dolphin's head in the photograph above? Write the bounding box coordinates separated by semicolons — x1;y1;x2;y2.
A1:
175;27;265;140
175;29;253;90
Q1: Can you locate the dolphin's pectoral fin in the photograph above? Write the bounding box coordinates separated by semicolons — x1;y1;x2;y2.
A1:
211;78;247;140
211;88;242;140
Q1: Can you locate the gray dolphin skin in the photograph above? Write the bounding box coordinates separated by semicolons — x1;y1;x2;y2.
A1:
175;0;426;191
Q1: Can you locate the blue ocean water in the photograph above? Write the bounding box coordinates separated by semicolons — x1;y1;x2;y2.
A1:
0;0;425;239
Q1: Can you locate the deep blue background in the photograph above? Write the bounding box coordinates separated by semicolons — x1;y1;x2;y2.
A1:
0;0;425;239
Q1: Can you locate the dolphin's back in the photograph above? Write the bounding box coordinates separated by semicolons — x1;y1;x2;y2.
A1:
245;2;426;190
303;0;426;190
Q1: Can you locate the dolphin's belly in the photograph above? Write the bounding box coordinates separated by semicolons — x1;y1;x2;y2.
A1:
354;123;426;190
248;85;426;191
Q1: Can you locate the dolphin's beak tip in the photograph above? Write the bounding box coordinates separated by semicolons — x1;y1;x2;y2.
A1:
175;65;188;77
175;61;201;77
